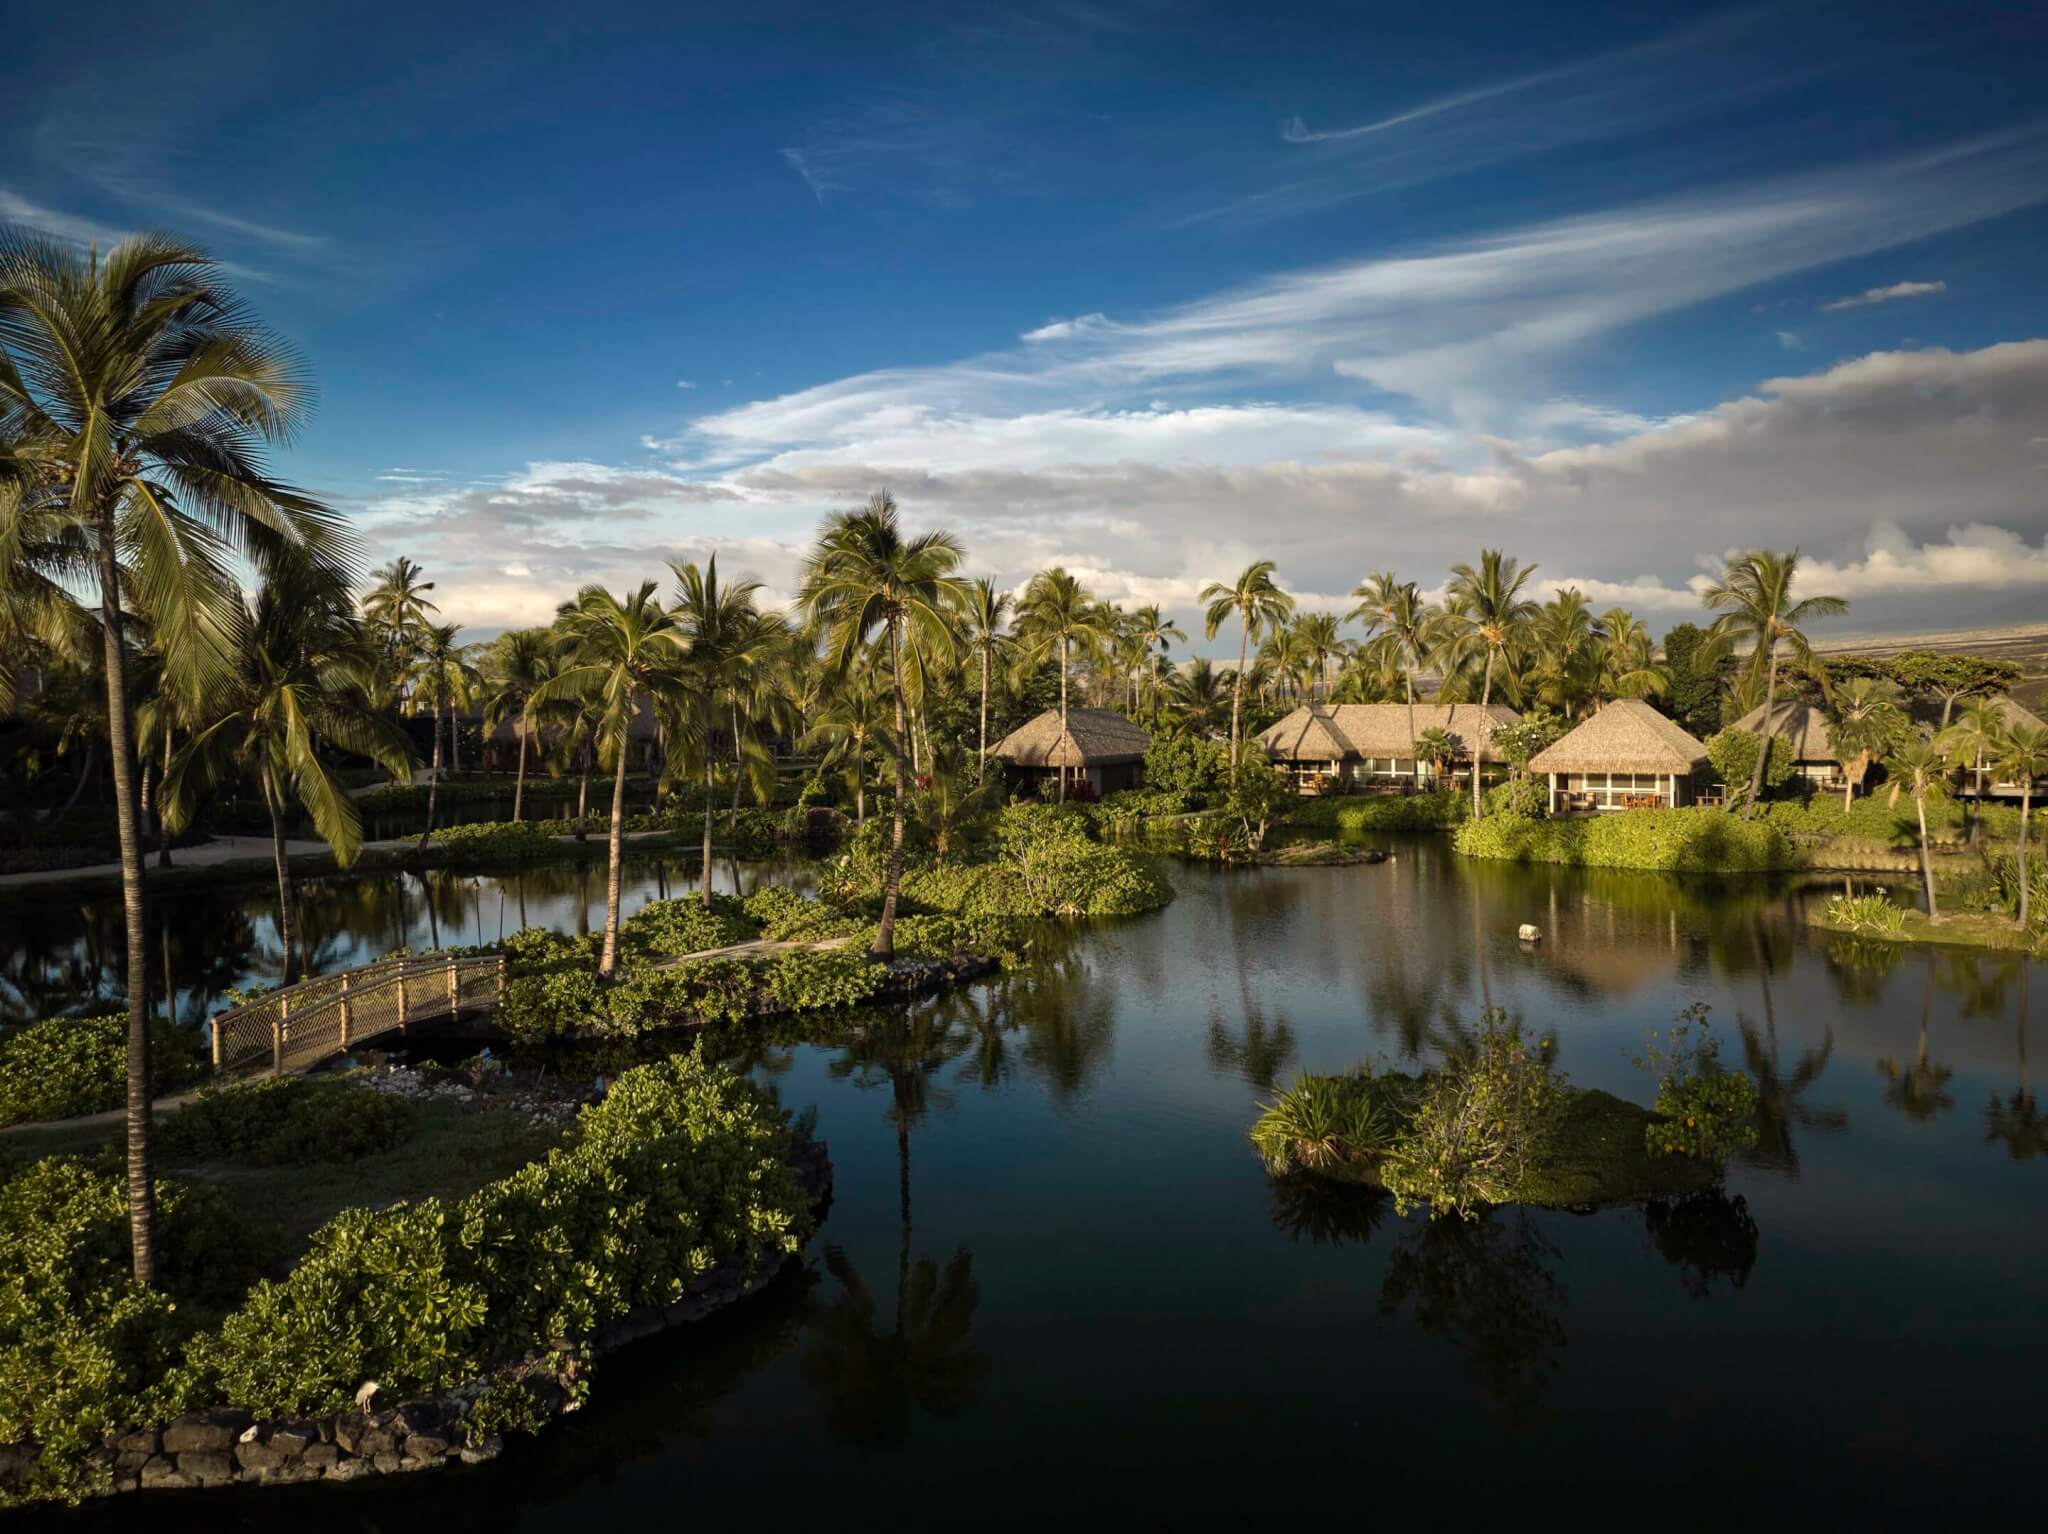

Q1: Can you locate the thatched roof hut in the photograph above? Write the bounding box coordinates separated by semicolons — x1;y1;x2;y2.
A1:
1732;699;1838;765
1530;700;1710;776
1257;703;1520;764
993;707;1149;767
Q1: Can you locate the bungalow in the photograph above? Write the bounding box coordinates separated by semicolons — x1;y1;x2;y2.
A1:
1732;699;1842;790
1528;699;1712;813
991;708;1150;797
1256;703;1519;793
1970;695;2048;799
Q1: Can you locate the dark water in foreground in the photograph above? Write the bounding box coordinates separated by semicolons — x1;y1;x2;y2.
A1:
16;839;2048;1525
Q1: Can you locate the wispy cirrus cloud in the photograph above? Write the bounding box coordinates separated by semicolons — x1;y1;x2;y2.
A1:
1820;279;1948;312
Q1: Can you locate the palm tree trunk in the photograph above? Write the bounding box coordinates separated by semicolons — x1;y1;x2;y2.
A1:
1746;643;1780;812
1230;619;1249;785
48;737;95;823
1473;650;1496;820
599;741;629;979
1915;788;1939;921
701;754;716;910
1405;667;1418;793
1058;635;1070;803
420;698;443;848
729;700;743;834
269;798;298;986
96;516;155;1287
512;726;527;823
2018;786;2032;932
448;698;462;775
978;647;989;769
875;620;908;962
157;730;174;866
575;739;592;842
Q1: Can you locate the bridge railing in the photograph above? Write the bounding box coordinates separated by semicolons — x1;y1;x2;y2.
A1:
210;953;508;1077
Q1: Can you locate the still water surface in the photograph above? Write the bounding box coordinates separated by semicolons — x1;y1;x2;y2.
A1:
14;838;2046;1524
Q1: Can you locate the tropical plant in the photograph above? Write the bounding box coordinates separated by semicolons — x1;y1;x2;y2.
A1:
1941;697;2009;843
1590;607;1669;705
1987;721;2048;930
163;564;414;982
800;493;967;960
1350;572;1438;770
1201;561;1294;781
1700;550;1848;812
803;668;895;826
1634;1003;1759;1161
1014;566;1112;802
1441;551;1539;819
405;621;477;844
961;577;1016;767
361;554;438;704
1128;603;1186;726
0;231;348;1284
1827;674;1908;810
1885;727;1953;921
914;739;1000;861
532;583;690;978
478;627;554;822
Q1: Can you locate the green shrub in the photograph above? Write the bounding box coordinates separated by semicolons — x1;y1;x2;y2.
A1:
172;1048;811;1421
1378;1014;1567;1220
620;894;759;958
156;1077;414;1167
1282;790;1467;832
0;1017;204;1127
762;950;885;1012
1486;775;1549;818
0;1161;262;1504
413;820;559;861
1142;731;1229;800
743;886;859;941
1454;808;1798;872
1705;728;1797;799
1636;1004;1760;1163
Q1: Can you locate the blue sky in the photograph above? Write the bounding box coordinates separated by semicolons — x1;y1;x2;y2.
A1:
4;0;2046;639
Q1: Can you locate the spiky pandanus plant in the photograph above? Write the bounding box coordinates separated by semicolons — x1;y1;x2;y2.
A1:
800;494;966;962
164;564;414;984
1201;561;1294;784
0;231;348;1283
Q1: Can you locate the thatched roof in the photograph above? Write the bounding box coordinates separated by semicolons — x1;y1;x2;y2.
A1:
1733;699;1837;762
992;707;1150;767
1257;703;1521;763
1528;699;1710;775
1990;694;2047;732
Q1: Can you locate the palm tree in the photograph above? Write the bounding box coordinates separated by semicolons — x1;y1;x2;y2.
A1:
958;578;1014;770
1590;607;1668;707
1202;561;1294;783
1828;675;1906;811
1527;588;1596;715
1351;573;1437;775
1988;721;2047;931
1701;550;1848;811
1014;566;1112;802
803;668;894;826
1878;960;1954;1122
1292;612;1344;700
670;555;778;907
1127;603;1186;726
0;232;347;1285
800;494;966;961
1414;726;1455;787
164;566;413;983
532;583;690;978
1169;655;1230;734
915;740;1000;862
478;628;553;823
405;622;475;845
361;555;438;684
1986;967;2039;1160
1941;697;2008;846
1885;727;1952;921
1442;551;1539;818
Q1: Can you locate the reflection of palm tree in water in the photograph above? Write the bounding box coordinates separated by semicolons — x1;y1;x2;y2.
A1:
1986;965;2042;1161
1877;955;1955;1123
1738;914;1846;1176
809;1006;987;1447
1207;1004;1296;1090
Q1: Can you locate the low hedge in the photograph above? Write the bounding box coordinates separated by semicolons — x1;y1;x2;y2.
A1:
0;1018;205;1127
0;1051;814;1503
156;1077;414;1167
1279;790;1468;833
1454;809;1798;873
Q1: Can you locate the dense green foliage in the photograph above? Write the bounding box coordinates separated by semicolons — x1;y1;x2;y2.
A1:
170;1049;810;1422
1658;623;1727;738
0;1162;264;1504
155;1077;414;1167
1704;728;1797;796
0;1018;203;1127
412;820;561;861
1378;1018;1567;1219
1139;730;1230;802
1280;790;1468;832
1454;809;1799;872
1819;892;1909;936
1635;1005;1760;1162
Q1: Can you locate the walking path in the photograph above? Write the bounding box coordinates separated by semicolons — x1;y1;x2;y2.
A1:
0;828;680;891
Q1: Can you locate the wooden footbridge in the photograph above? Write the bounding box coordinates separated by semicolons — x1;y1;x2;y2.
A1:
209;952;508;1076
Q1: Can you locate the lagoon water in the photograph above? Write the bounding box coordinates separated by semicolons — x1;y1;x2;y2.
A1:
12;837;2046;1524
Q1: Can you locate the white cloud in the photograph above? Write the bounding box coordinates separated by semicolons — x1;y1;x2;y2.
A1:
1820;279;1948;312
1775;329;1805;351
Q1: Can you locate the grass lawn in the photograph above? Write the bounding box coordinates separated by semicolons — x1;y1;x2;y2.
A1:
1814;907;2044;957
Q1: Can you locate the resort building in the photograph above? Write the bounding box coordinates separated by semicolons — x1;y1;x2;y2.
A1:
1732;699;1842;790
1967;695;2048;799
1256;703;1519;793
1528;698;1712;813
991;708;1150;797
